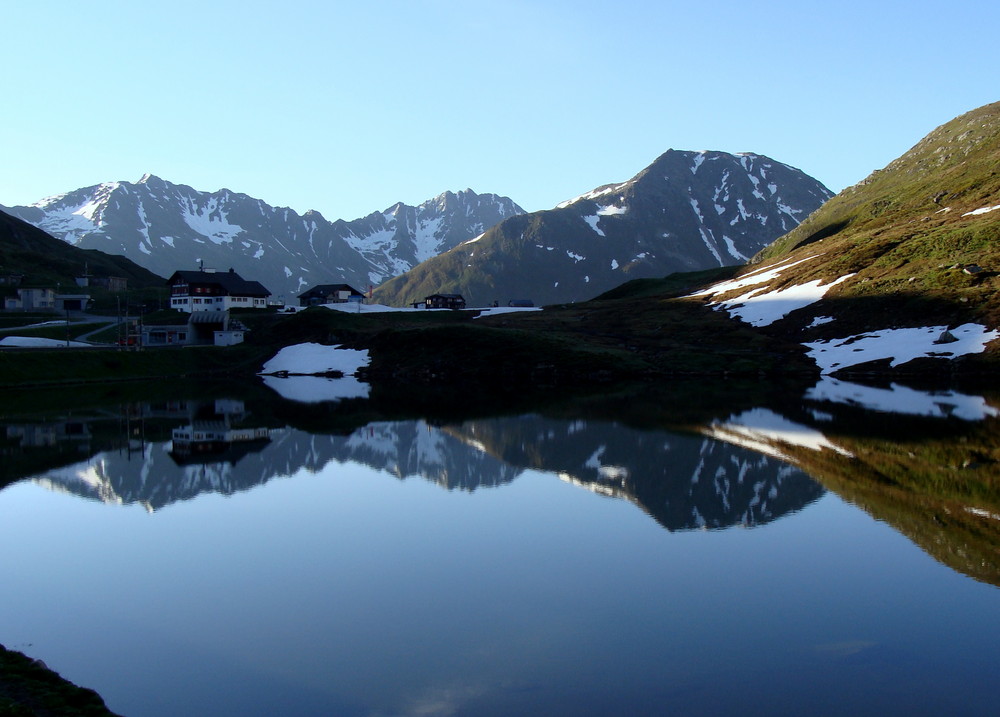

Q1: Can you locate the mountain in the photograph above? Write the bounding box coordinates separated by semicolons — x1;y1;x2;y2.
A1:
2;177;524;300
0;208;163;289
372;150;832;307
675;100;1000;375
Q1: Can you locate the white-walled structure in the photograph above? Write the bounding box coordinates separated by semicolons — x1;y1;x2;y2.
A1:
167;268;270;313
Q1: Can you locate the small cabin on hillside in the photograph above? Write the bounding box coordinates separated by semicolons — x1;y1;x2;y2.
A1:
167;268;270;313
425;293;466;310
297;283;365;307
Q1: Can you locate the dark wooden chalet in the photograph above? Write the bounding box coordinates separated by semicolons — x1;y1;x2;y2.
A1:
425;293;466;310
297;283;365;307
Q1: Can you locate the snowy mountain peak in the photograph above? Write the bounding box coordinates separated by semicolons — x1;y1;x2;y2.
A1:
5;178;525;298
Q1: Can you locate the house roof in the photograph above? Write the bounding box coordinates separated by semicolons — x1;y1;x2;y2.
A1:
168;269;270;297
188;312;228;324
426;293;465;300
297;283;363;299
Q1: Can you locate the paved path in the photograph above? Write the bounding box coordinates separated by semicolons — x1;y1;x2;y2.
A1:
0;315;118;342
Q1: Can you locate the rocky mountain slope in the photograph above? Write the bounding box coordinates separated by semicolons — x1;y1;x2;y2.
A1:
373;150;832;307
2;177;523;300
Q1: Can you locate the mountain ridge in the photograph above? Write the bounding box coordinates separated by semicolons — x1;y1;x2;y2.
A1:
372;149;832;306
2;178;524;300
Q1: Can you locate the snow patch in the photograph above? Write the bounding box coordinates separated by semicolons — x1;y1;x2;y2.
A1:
808;316;836;328
686;255;822;298
699;227;722;264
804;323;999;374
28;185;120;242
722;235;747;261
713;274;855;327
413;215;445;264
181;199;244;244
260;342;370;376
583;215;605;237
963;204;1000;217
555;182;629;209
473;306;541;319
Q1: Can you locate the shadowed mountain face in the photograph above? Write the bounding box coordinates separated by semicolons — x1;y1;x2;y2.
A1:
2;178;523;299
10;401;821;531
373;150;832;307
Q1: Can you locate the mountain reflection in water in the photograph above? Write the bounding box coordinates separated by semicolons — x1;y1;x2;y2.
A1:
11;399;822;531
2;377;1000;717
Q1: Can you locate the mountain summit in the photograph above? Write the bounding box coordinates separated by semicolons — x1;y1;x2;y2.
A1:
373;150;832;306
2;179;524;299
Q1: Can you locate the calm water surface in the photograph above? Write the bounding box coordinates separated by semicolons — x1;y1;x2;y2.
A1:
1;381;999;716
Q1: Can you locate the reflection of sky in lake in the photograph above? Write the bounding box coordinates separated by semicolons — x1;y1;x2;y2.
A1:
2;441;1000;717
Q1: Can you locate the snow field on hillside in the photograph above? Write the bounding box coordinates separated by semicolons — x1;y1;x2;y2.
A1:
712;274;855;327
963;203;1000;217
687;252;855;327
804;323;998;374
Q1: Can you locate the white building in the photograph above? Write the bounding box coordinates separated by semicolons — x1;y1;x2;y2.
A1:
167;268;270;313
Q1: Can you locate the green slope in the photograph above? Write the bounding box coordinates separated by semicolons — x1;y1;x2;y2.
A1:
742;100;1000;335
0;209;164;289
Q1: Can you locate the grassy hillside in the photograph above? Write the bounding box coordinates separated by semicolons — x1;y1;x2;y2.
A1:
741;101;1000;338
0;209;166;310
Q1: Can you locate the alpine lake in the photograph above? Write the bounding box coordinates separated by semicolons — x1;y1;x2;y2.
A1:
2;373;1000;717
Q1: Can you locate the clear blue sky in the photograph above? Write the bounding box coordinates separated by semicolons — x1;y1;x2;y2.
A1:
3;0;998;221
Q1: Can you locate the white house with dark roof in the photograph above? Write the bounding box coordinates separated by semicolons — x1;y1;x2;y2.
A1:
167;268;270;313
